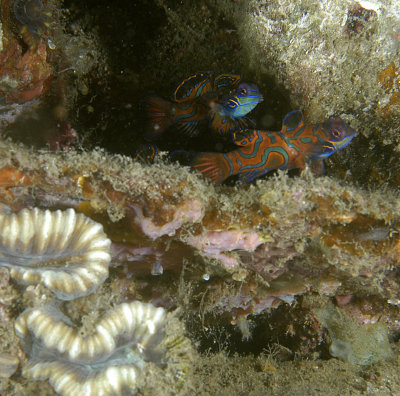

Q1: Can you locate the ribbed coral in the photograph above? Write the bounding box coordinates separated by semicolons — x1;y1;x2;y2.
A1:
0;208;111;300
15;302;167;396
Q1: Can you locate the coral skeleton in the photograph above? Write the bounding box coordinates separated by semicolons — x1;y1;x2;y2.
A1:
0;208;111;300
15;302;167;396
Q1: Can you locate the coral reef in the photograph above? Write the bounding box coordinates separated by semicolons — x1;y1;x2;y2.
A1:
0;0;54;103
0;39;52;104
12;0;52;48
0;207;111;300
1;0;400;394
0;140;398;325
15;302;166;363
187;229;264;270
189;347;400;395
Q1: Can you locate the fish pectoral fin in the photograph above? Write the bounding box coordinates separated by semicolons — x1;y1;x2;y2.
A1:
176;121;200;137
143;94;173;140
308;159;325;175
209;112;237;136
239;116;255;128
281;110;304;134
229;116;254;135
238;168;269;183
299;156;325;176
134;144;158;164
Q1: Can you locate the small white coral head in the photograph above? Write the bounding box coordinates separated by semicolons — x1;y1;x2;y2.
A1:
15;302;168;396
15;302;167;363
0;208;111;300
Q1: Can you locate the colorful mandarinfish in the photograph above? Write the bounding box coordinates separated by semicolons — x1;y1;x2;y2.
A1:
192;110;358;184
144;72;263;139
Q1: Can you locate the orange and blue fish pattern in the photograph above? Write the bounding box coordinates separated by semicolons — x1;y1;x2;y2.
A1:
192;110;358;184
144;72;262;139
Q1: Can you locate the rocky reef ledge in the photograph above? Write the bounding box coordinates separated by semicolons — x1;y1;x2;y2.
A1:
0;138;400;393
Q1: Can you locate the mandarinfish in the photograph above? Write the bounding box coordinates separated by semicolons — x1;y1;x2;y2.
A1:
144;72;263;139
192;110;358;184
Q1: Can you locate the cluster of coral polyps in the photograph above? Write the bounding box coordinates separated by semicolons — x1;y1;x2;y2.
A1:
0;139;400;319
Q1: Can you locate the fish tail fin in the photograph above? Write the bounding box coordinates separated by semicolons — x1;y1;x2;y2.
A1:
143;94;173;140
192;152;231;184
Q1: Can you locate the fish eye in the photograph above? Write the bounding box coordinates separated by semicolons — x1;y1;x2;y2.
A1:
228;100;236;108
332;128;342;138
239;87;247;96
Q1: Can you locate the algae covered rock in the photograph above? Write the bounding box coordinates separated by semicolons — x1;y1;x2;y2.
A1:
315;302;394;365
237;0;400;126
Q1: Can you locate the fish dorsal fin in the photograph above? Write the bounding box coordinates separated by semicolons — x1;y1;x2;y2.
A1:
172;72;214;103
213;74;241;90
281;110;304;134
232;129;257;146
